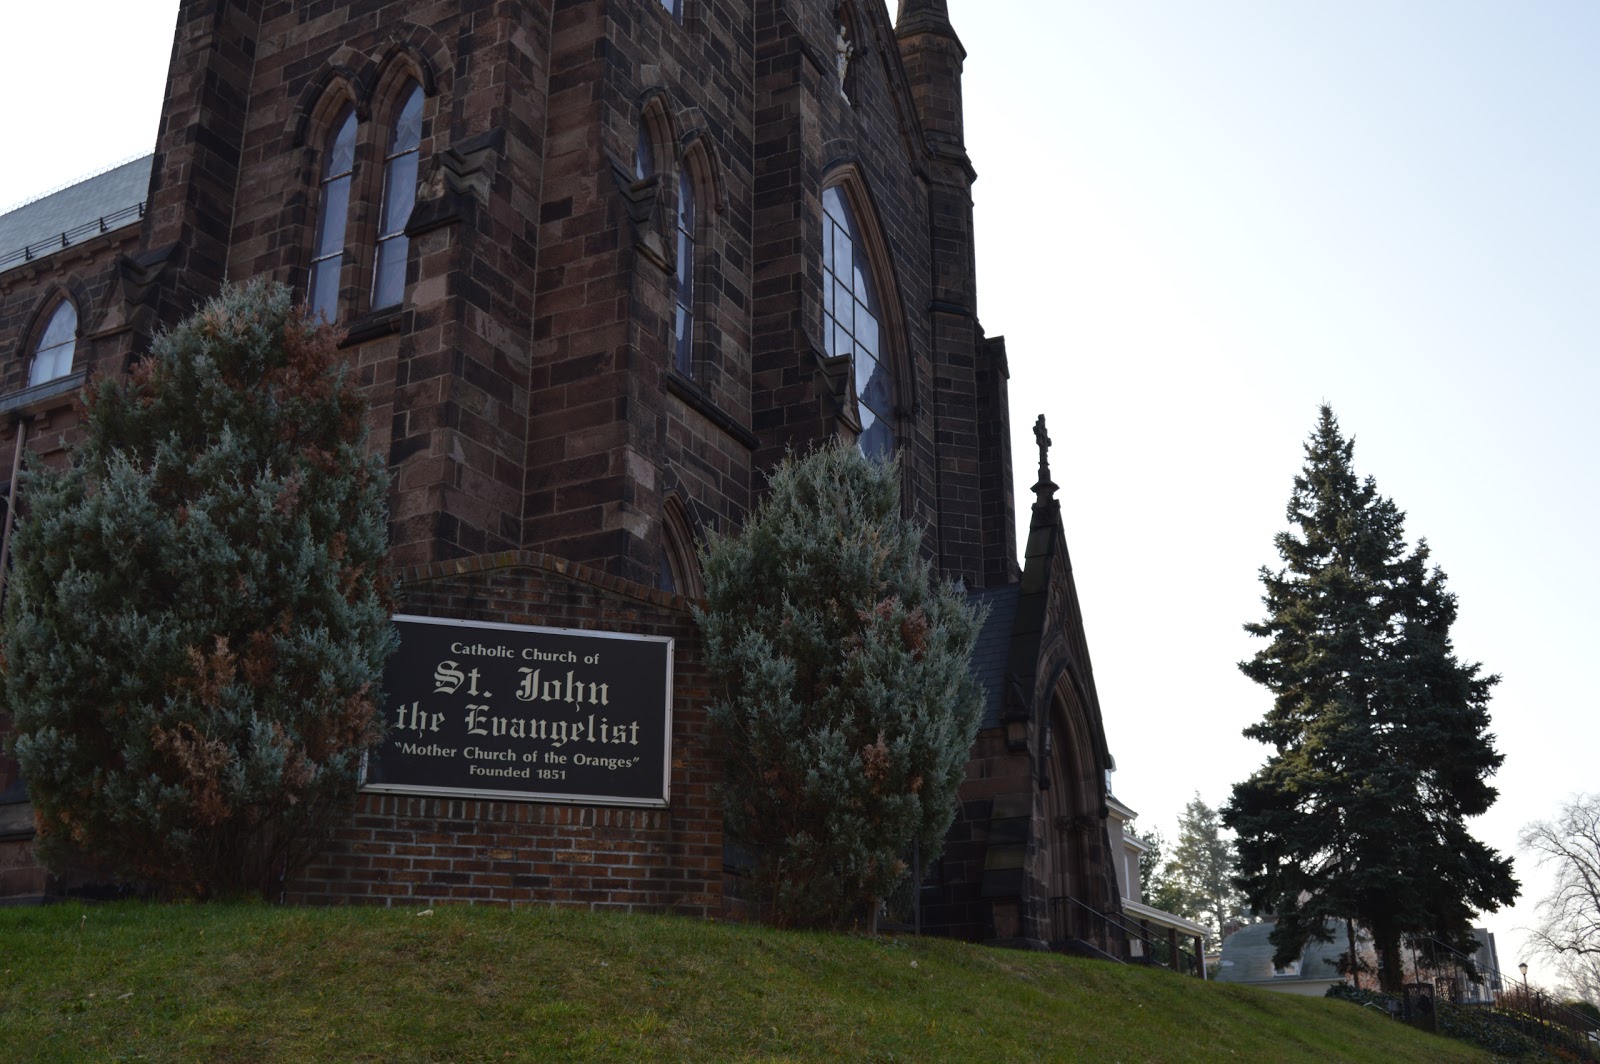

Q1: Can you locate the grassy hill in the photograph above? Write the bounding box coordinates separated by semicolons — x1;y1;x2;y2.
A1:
0;901;1498;1063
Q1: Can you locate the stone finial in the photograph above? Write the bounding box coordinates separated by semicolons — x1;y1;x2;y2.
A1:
1033;414;1057;499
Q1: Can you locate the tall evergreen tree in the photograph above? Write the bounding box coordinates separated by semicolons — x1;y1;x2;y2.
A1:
3;280;396;898
1131;824;1185;915
1223;406;1517;992
696;441;985;931
1170;793;1247;941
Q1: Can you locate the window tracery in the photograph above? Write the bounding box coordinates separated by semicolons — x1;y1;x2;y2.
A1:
635;122;656;181
308;107;357;322
674;169;696;376
28;300;77;387
373;82;424;310
821;185;893;458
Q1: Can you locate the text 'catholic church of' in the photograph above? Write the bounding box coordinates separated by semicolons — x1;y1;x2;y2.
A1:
0;0;1200;959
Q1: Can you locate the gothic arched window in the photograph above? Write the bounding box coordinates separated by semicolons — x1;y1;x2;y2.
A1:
673;169;696;376
635;122;656;180
308;107;357;321
658;495;703;598
373;82;424;309
28;299;77;387
821;185;893;458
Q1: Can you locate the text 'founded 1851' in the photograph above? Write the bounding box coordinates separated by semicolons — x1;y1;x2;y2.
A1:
362;615;674;807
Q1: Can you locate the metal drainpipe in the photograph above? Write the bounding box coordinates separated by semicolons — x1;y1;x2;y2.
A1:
0;416;29;604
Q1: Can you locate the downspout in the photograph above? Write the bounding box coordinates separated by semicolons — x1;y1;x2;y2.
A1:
0;416;27;603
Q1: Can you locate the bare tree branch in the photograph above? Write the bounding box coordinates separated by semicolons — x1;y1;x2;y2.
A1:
1522;795;1600;964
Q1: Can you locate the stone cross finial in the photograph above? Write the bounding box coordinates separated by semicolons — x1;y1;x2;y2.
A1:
1033;414;1057;499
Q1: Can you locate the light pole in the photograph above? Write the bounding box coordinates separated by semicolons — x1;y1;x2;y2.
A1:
1519;962;1530;1007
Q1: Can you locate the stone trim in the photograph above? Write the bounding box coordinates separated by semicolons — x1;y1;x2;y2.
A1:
664;371;759;450
0;371;86;419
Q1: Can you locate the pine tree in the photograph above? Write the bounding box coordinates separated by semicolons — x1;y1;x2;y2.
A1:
1132;825;1185;915
1223;406;1517;992
1169;793;1246;941
696;441;985;930
3;280;396;898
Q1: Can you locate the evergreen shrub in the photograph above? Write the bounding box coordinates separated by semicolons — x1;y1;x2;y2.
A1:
1325;984;1544;1058
696;442;984;930
3;280;396;898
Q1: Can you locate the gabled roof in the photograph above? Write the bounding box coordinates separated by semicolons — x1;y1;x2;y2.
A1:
0;155;153;272
1005;418;1113;771
966;583;1020;729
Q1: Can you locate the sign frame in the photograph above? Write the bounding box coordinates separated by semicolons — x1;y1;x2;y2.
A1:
360;613;675;808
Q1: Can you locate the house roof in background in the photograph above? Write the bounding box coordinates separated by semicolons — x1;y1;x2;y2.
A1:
1215;920;1355;985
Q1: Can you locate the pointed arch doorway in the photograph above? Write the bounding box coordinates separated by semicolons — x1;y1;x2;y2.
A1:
1041;674;1115;951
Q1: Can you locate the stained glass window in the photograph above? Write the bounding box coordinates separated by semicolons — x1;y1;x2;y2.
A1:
674;170;695;375
28;301;77;387
308;108;357;321
635;122;655;181
373;83;424;309
821;185;892;458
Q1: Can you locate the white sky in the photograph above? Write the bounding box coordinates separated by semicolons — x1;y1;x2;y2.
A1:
2;0;1595;989
952;0;1599;988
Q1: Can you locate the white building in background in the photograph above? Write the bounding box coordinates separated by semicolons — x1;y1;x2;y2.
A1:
1104;789;1212;977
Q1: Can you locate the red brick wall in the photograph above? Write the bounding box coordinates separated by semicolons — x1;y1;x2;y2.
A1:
287;550;723;914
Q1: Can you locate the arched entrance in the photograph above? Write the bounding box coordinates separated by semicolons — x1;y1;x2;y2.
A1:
1039;674;1115;950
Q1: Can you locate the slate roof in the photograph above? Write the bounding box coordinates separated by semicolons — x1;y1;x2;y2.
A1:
0;155;153;273
1214;920;1355;984
966;583;1020;728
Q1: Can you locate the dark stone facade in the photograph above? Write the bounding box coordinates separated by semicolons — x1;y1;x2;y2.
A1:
0;0;1120;947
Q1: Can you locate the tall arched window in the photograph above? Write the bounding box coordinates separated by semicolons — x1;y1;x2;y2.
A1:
28;300;77;387
657;495;703;598
634;122;655;181
821;185;893;458
308;107;357;321
373;82;424;310
673;170;696;375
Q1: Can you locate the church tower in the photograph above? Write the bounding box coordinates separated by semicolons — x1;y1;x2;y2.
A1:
0;1;1126;958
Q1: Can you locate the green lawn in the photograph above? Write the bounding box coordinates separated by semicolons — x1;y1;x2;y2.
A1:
0;901;1497;1062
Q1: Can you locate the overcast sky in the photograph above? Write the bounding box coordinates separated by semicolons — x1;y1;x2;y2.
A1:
3;0;1595;989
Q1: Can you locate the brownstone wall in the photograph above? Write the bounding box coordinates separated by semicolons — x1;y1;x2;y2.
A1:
288;550;722;914
0;0;1055;924
521;0;760;584
0;227;140;396
0;222;143;471
0;224;148;811
923;727;1028;941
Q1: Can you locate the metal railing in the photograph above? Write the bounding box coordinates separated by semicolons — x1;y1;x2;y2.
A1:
0;201;145;270
1401;934;1600;1060
1049;894;1204;976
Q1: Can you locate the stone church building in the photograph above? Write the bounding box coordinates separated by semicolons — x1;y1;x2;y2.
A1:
0;0;1128;951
